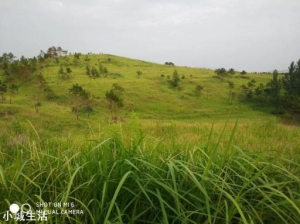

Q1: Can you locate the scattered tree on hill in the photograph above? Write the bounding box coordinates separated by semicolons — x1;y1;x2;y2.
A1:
0;52;15;66
91;67;100;78
99;63;108;74
69;84;92;120
254;83;266;101
240;70;247;75
214;68;227;81
73;53;81;65
66;67;72;75
39;46;68;59
165;62;175;66
137;70;142;77
8;84;18;104
0;81;7;103
44;85;57;100
31;93;41;113
228;81;236;104
265;70;282;113
105;83;124;123
36;73;46;86
86;65;91;76
84;55;90;62
282;59;300;112
228;68;235;75
168;70;180;88
194;84;204;99
58;66;69;79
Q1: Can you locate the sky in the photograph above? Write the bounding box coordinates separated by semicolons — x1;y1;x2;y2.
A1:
0;0;299;72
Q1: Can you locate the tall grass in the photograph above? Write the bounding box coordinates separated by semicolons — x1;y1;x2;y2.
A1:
0;121;299;223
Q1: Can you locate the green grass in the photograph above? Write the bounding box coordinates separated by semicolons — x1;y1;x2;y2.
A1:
0;120;299;223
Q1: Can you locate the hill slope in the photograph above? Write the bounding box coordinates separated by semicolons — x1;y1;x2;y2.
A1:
0;53;277;137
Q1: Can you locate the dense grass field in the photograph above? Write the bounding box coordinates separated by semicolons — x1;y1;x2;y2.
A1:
0;54;299;223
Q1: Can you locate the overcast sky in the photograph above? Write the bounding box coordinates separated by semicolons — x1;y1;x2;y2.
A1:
0;0;299;72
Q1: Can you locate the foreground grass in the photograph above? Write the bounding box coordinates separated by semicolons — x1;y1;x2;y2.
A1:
0;122;300;223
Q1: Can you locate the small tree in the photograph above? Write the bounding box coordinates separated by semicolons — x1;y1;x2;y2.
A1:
91;67;99;78
105;83;124;123
282;59;300;112
215;68;227;81
228;81;235;104
84;55;90;62
0;82;7;103
37;73;46;86
66;67;72;74
240;70;247;75
266;69;282;113
86;65;91;76
228;68;235;75
194;85;204;99
31;93;41;113
73;53;81;65
8;84;18;104
99;63;108;74
169;70;180;88
136;70;142;77
58;66;68;79
165;62;175;66
69;84;91;120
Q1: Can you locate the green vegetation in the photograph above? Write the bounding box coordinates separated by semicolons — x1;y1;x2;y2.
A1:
0;48;299;223
0;120;299;223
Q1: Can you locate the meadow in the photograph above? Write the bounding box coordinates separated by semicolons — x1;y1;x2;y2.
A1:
0;53;299;223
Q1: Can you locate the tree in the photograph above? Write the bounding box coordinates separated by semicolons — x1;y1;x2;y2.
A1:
165;62;175;66
0;81;7;103
214;68;227;80
57;46;68;56
66;67;72;74
58;66;69;79
37;73;45;86
86;65;91;76
20;55;28;66
73;53;81;65
84;55;90;62
47;46;58;58
105;83;124;123
194;85;204;99
169;70;180;88
254;83;266;102
99;63;108;74
91;67;99;78
228;81;235;104
69;84;92;120
282;60;300;112
136;70;142;77
228;68;235;75
265;70;282;113
8;84;18;104
0;52;15;64
240;70;247;75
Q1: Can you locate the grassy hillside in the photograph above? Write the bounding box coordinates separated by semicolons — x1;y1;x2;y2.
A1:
1;53;299;223
0;53;275;125
1;53;299;150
